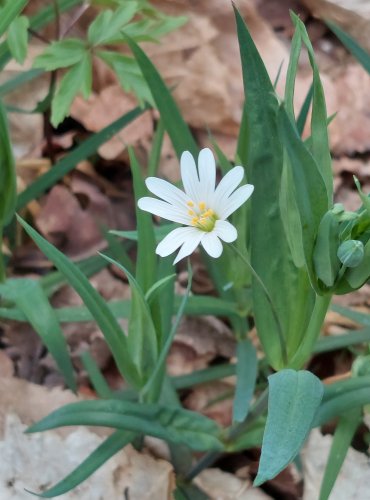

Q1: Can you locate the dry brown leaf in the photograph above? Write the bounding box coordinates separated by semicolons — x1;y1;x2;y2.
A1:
183;381;234;426
301;0;370;52
302;429;370;499
70;85;153;160
194;468;273;500
167;316;235;376
0;351;14;378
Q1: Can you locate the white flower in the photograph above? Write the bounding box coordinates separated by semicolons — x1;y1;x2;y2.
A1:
138;148;254;264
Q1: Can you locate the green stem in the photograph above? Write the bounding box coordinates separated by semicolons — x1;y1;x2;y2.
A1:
289;293;332;369
230;244;288;365
0;232;5;283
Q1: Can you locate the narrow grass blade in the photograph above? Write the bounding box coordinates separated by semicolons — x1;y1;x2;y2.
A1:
0;69;44;97
0;99;16;227
16;107;144;209
296;82;313;135
80;351;113;399
0;0;27;38
254;370;324;486
100;254;158;386
314;388;370;426
126;35;197;158
17;216;140;388
326;20;370;74
129;147;156;292
233;339;257;423
148;118;165;176
172;363;236;390
27;399;223;452
0;278;76;391
319;409;362;500
28;430;135;498
314;327;370;353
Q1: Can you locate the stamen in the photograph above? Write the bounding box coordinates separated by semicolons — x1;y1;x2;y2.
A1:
198;201;206;211
187;201;194;207
191;217;199;226
188;210;195;216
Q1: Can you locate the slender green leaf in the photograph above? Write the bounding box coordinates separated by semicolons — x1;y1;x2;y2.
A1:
28;430;135;498
315;327;370;353
0;278;76;391
110;222;178;242
0;68;44;97
254;370;324;486
0;99;16;227
100;254;158;385
326;20;370;74
319;409;362;500
233;339;257;423
172;363;236;390
17;217;140;388
6;15;29;64
314;387;370;426
126;35;197;158
129;147;157;292
16;106;144;209
80;351;113;399
296;82;313;135
0;0;27;38
148;118;165;176
322;375;370;402
292;13;333;203
331;303;370;326
27;399;223;452
235;6;308;369
284;25;302;123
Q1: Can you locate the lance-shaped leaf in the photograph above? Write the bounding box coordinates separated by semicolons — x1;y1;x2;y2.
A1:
27;399;224;452
0;99;16;227
0;278;76;391
17;217;141;388
254;369;324;486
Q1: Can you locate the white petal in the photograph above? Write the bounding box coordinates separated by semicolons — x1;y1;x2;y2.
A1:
173;229;204;264
180;151;200;202
198;148;216;204
212;166;244;207
138;197;189;224
201;232;223;258
145;177;188;208
218;184;254;219
214;220;237;242
156;227;196;257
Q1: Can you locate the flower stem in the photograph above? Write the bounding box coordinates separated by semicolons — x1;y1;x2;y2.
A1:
230;244;288;365
0;232;5;283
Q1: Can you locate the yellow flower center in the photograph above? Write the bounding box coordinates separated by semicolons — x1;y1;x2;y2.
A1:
187;201;217;232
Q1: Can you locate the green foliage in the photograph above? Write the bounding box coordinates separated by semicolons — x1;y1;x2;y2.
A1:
31;1;186;125
6;15;29;63
0;99;16;228
254;370;324;486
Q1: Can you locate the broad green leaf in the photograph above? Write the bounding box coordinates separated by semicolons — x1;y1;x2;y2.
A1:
233;339;257;423
278;105;328;285
17;217;140;388
100;254;158;386
34;38;86;71
27;399;224;452
51;56;92;126
319;409;362;500
254;370;324;486
0;99;16;227
16;106;143;209
126;35;197;158
88;3;138;45
0;278;76;391
0;0;27;38
6;15;29;64
97;50;153;105
129;147;157;292
28;430;135;498
234;6;309;369
326;20;370;74
292;13;333;203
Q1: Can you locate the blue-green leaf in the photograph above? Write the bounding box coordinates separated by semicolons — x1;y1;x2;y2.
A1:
254;369;324;486
233;339;257;423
